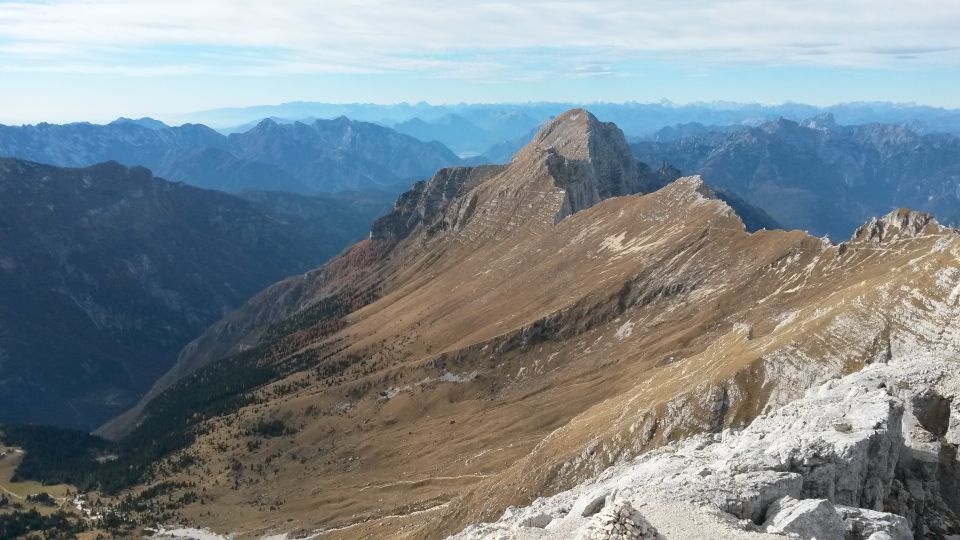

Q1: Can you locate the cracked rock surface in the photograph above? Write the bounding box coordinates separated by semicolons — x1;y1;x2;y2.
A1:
580;500;662;540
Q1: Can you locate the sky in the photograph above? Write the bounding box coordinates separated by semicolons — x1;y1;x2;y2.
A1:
1;0;959;124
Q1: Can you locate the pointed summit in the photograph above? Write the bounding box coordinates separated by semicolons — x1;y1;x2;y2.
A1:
527;108;600;160
522;108;632;165
511;108;675;220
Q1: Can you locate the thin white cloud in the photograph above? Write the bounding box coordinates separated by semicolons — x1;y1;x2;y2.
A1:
0;0;957;77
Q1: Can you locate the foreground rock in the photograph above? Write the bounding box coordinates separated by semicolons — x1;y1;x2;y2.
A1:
450;355;960;539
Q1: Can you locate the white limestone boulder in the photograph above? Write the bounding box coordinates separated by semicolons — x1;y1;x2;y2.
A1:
762;496;845;539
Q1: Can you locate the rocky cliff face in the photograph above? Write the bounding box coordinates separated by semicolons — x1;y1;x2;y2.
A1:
0;158;386;429
369;164;508;242
851;208;940;243
77;110;960;540
532;109;673;220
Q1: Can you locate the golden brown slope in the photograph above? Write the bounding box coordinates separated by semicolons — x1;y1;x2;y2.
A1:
98;109;669;439
106;110;960;539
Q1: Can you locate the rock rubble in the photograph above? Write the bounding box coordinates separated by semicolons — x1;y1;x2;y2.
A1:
580;500;662;540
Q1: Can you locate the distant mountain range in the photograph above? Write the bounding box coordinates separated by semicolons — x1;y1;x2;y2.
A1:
632;114;960;238
167;101;960;170
634;121;740;142
0;158;390;429
394;114;502;156
0;117;463;194
218;111;543;160
173;100;960;137
392;111;542;157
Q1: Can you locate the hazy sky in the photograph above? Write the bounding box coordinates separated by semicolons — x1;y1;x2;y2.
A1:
1;0;959;123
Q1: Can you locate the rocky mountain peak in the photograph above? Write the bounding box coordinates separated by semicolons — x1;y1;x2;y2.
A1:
850;208;944;243
109;117;169;130
526;108;641;169
645;174;751;231
248;117;281;134
368;108;677;244
513;108;674;220
528;108;599;161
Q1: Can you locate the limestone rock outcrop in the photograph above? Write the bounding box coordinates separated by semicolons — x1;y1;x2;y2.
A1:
450;355;960;539
836;506;912;540
850;208;940;244
369;164;506;242
532;109;673;220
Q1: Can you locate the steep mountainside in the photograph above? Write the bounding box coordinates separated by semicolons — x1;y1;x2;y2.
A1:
48;110;960;540
0;159;387;429
0;117;463;194
227;117;461;192
631;116;960;238
155;146;310;193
